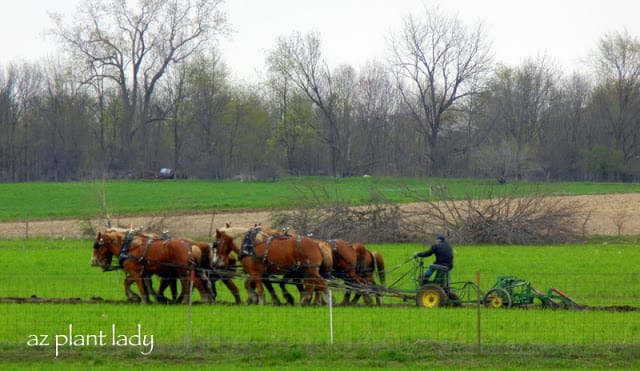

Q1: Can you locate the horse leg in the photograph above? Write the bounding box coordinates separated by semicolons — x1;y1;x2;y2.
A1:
253;277;266;305
130;271;151;304
362;293;373;306
157;278;172;304
312;277;328;305
209;277;219;302
282;271;305;305
124;275;141;302
169;278;178;302
173;277;186;304
299;279;314;306
263;277;283;306
196;271;215;304
341;290;352;306
223;279;242;304
280;282;295;305
375;293;383;306
177;275;191;304
181;270;212;304
350;292;362;305
144;274;166;304
245;279;258;305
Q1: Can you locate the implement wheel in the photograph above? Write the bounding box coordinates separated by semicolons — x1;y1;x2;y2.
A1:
484;288;512;308
416;284;448;308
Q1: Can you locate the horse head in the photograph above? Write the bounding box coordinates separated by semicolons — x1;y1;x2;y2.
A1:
91;230;123;270
214;226;248;259
214;225;274;262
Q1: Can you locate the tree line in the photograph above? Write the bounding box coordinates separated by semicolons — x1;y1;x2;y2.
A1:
1;0;639;182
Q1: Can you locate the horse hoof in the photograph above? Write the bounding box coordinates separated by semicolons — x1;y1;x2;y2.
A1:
156;296;169;304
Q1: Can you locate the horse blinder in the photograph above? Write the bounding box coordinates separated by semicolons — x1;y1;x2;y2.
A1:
93;237;104;250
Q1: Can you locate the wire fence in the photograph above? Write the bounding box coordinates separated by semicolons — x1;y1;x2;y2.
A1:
1;271;639;358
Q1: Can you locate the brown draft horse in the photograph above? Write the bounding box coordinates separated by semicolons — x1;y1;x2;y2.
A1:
267;235;368;306
102;229;212;304
157;239;242;304
92;229;214;304
249;232;365;306
214;226;329;305
343;242;386;305
320;239;368;305
237;226;334;306
94;228;177;303
269;238;334;305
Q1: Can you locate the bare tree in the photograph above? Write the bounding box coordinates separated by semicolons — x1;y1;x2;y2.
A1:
0;66;20;180
390;5;491;175
265;72;316;175
0;63;47;181
352;61;400;175
51;0;228;174
161;62;188;174
267;31;356;177
182;53;231;178
540;73;592;180
590;29;640;179
483;58;558;180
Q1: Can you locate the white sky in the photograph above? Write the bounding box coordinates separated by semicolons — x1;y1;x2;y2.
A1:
1;0;639;82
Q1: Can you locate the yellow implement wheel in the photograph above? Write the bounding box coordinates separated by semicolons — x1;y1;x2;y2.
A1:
416;284;448;308
484;288;512;308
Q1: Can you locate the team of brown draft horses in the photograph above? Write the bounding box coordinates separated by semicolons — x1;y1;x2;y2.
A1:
91;224;386;306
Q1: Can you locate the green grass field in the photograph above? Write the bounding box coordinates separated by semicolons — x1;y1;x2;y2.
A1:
2;177;640;220
0;238;638;369
1;178;640;369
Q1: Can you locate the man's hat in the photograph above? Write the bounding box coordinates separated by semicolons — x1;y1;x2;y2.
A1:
436;235;446;242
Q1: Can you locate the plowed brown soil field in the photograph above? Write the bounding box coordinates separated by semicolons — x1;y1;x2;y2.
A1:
1;194;640;239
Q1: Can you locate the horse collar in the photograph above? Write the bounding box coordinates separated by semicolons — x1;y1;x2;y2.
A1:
118;233;135;266
240;227;261;259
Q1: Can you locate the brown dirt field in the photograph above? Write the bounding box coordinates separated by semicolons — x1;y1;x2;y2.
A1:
1;194;640;239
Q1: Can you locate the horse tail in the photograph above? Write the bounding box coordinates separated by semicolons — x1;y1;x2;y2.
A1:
373;251;386;286
190;244;203;266
317;241;334;279
196;242;211;268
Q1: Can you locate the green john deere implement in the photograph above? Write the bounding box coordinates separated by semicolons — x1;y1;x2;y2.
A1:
483;275;585;309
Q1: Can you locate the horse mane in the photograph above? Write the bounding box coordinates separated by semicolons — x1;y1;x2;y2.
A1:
105;227;163;238
217;226;251;240
105;226;135;233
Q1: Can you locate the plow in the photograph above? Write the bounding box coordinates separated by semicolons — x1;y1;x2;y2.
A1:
378;257;586;310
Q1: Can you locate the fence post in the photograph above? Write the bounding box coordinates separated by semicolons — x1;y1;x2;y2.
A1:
328;289;334;345
185;269;195;350
476;271;482;353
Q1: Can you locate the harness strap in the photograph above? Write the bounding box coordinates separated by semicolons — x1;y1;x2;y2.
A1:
262;236;273;263
118;233;135;267
240;227;261;259
138;238;154;264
